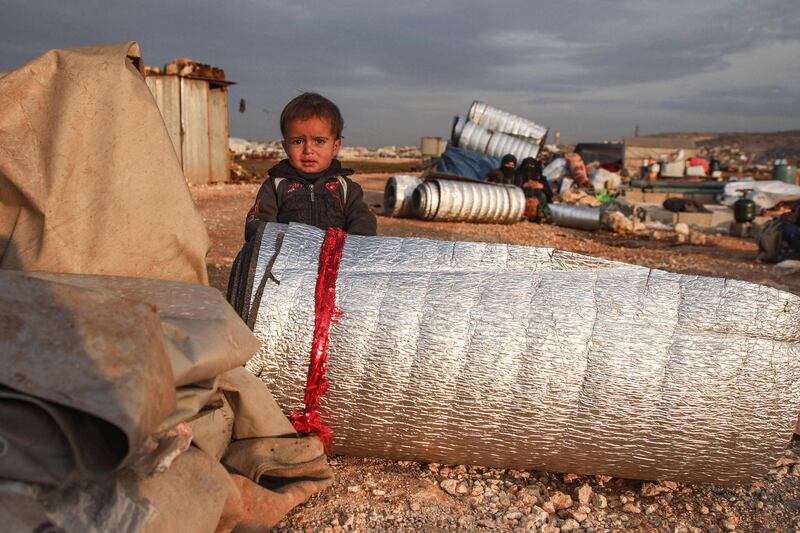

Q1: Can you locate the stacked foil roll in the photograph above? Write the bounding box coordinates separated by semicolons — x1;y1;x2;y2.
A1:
468;101;548;141
245;223;800;484
383;176;525;224
451;101;548;161
452;116;540;161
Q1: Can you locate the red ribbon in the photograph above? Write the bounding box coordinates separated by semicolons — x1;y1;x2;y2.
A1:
290;227;347;454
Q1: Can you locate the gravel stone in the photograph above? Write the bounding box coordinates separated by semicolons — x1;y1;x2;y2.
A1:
549;491;574;510
440;479;458;496
591;493;608;509
577;484;593;505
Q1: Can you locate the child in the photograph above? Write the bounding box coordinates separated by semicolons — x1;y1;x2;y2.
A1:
244;93;377;241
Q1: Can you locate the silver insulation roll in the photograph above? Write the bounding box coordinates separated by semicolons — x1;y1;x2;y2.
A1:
412;179;525;224
247;223;800;484
383;175;422;217
452;116;540;161
468;100;548;141
549;203;602;231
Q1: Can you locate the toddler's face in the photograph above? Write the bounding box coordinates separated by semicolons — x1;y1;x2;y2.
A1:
282;116;341;174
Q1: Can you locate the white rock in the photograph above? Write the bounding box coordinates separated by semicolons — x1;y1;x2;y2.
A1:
440;479;459;495
675;222;690;235
577;484;593;505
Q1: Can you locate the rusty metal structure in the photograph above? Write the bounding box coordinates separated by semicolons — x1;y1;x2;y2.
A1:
145;59;235;185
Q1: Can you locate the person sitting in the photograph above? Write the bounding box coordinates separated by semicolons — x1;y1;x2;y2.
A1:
779;205;800;261
487;154;518;185
518;157;552;222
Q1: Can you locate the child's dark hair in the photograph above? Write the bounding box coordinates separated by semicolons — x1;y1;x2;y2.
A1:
280;92;344;139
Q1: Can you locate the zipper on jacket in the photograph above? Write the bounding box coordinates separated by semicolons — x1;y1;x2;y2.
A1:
310;184;318;227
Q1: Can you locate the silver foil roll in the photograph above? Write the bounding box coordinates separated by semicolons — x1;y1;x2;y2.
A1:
549;203;602;231
412;179;525;224
468;100;548;141
452;116;540;162
383;175;422;218
247;224;800;484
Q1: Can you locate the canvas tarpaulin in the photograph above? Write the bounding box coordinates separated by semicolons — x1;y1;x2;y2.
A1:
0;269;334;531
0;42;209;284
243;223;800;485
0;43;333;531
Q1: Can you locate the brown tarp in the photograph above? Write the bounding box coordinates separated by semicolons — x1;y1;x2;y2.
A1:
0;42;209;284
0;42;332;531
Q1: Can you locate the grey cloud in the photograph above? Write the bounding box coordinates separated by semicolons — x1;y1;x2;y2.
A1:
0;0;798;144
661;86;800;117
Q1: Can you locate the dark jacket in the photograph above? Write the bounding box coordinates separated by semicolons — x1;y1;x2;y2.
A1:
244;159;377;241
519;159;553;202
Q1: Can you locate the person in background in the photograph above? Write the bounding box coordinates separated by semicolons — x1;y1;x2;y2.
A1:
487;154;518;185
779;205;800;261
518;157;552;222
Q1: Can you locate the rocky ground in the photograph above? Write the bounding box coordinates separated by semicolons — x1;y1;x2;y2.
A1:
191;169;799;532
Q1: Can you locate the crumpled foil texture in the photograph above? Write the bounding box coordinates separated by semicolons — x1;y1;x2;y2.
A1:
247;223;800;484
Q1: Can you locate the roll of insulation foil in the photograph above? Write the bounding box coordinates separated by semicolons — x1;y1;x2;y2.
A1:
452;116;540;162
383;175;422;217
245;223;800;484
468;101;548;141
412;179;525;224
549;204;602;231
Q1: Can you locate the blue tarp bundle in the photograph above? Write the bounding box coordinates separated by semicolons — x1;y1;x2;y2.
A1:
435;144;499;180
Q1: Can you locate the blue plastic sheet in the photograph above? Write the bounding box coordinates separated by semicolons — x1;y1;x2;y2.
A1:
435;144;499;180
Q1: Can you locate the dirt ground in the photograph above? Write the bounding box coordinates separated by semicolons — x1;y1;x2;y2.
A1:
190;172;799;533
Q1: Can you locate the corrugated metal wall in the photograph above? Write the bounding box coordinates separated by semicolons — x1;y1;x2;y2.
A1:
180;78;211;185
145;76;182;164
208;87;229;183
146;74;230;185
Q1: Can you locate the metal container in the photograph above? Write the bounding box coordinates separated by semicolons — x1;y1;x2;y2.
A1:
412;179;525;224
549;204;601;231
383;175;423;217
451;116;540;162
773;161;798;185
733;197;757;223
468;101;548;141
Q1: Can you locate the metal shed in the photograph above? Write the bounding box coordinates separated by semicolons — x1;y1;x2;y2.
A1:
145;59;235;185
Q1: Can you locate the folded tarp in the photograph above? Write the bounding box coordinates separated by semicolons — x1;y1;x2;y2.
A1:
0;270;261;486
244;223;800;484
0;270;333;531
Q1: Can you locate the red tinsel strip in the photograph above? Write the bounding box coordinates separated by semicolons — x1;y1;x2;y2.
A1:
290;227;347;454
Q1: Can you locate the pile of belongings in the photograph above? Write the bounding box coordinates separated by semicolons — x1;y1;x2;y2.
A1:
721;180;800;212
0;43;331;531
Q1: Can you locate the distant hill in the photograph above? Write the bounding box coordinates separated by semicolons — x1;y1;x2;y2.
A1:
644;131;800;164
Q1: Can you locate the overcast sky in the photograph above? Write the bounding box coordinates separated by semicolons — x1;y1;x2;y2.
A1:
2;0;799;146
